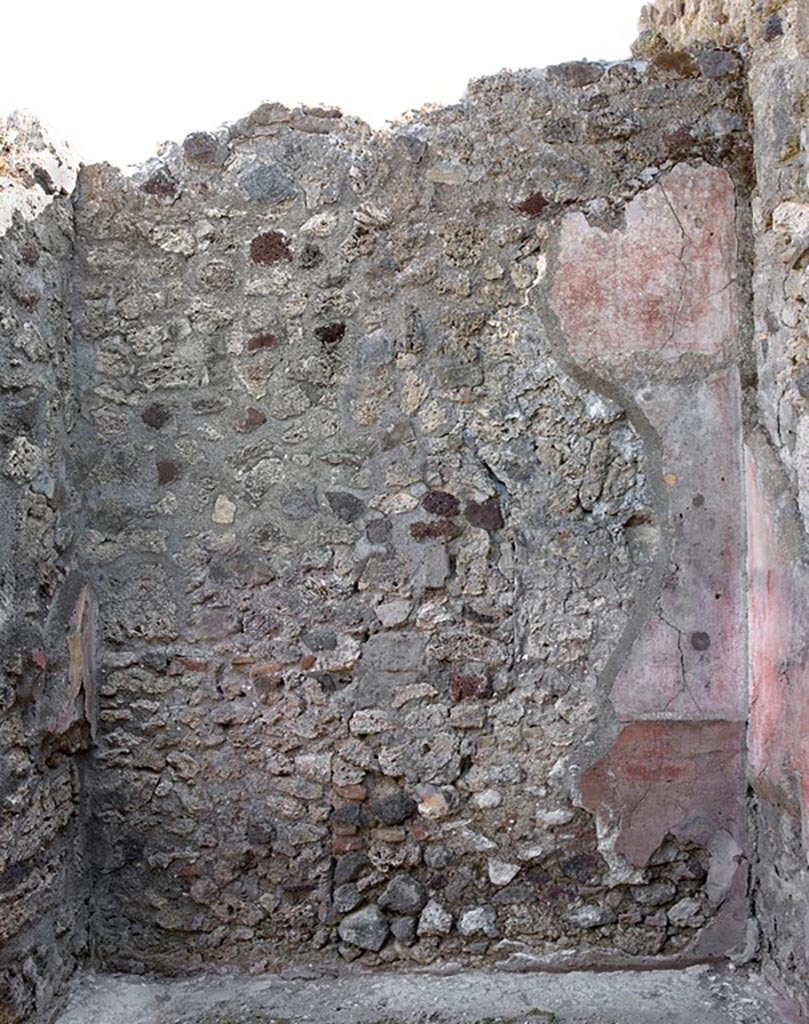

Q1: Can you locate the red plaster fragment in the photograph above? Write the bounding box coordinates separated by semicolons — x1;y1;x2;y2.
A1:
334;784;367;801
250;662;283;678
176;657;208;672
231;654;256;667
332;835;364;853
412;818;428;841
372;827;407;842
580;719;745;867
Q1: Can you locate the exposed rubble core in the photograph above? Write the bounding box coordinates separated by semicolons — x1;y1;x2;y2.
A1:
2;3;809;1023
70;57;751;982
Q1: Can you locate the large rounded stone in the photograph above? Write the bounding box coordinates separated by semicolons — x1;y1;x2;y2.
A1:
378;873;427;914
337;905;389;951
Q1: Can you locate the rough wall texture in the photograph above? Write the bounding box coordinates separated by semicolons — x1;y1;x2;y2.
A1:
4;3;809;1022
644;0;809;1018
0;119;91;1022
639;0;809;53
71;57;751;977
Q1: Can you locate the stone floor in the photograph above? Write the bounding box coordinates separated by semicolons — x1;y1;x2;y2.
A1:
55;965;790;1024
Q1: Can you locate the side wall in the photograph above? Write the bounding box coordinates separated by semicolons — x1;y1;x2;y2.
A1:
0;119;91;1023
644;2;809;1017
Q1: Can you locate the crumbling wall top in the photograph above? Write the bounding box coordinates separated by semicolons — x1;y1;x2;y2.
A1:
0;111;77;235
638;0;809;56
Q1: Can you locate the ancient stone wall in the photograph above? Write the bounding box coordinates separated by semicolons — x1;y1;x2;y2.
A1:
6;4;809;1021
638;0;809;52
70;55;752;978
0;116;91;1023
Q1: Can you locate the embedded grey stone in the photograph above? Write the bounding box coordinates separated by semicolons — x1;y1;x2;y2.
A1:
379;874;427;914
417;899;453;937
333;853;370;887
326;491;366;522
390;916;417;946
240;163;297;203
371;792;417;826
333;883;363;913
668;897;706;928
633;880;677;906
565;905;617;929
488;859;520;887
337;905;389;951
458;906;498;938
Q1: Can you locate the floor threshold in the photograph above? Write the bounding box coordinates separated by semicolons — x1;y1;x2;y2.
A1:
55;963;790;1024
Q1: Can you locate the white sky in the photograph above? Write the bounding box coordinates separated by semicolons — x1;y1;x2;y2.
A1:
2;0;644;168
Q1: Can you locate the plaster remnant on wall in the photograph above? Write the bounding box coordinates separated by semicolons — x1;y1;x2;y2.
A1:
746;445;809;836
610;369;745;720
550;162;737;358
580;719;746;866
54;586;97;739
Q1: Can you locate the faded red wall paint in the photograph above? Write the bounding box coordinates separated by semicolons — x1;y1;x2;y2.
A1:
580;719;746;867
550;162;737;359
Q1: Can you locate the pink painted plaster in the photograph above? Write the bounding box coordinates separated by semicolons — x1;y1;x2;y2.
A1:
550;162;737;358
746;447;809;842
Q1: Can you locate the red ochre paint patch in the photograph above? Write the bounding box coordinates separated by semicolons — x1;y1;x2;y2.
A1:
409;520;461;542
449;671;489;702
515;191;549;217
422;490;460;517
141;168;177;196
464;498;504;531
580;719;745;867
246;333;278;352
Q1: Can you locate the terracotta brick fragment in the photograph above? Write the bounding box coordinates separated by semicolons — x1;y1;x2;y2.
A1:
371;827;407;843
334;784;368;801
250;662;283;678
332;835;365;853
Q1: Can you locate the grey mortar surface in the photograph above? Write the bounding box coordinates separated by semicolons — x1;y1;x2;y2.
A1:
55;965;790;1024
